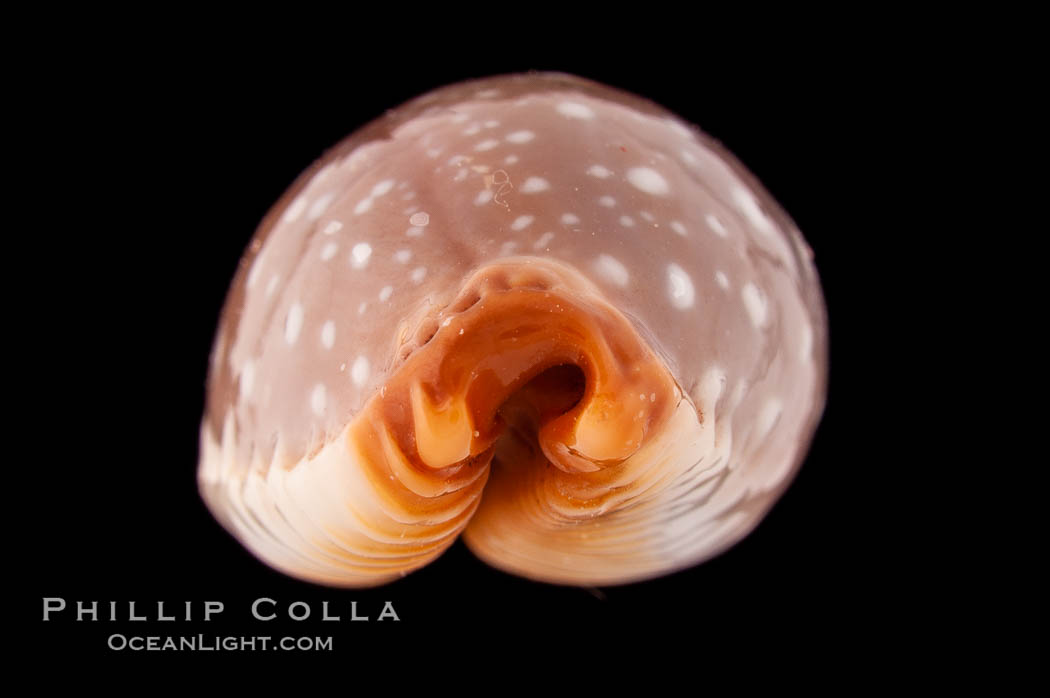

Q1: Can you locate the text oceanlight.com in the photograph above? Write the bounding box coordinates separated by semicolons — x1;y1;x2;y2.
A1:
107;634;333;652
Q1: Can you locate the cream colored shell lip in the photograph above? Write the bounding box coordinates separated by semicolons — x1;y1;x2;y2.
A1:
198;72;829;588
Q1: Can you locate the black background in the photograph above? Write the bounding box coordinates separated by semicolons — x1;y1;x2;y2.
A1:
22;27;910;661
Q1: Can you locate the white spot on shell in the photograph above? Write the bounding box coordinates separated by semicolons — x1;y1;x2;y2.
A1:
561;213;580;225
556;101;595;119
314;163;335;184
320;242;338;261
354;197;373;215
706;213;728;238
499;241;518;256
511;215;534;231
639;211;655;222
670;221;687;236
406;226;424;237
504;155;519;165
742;283;769;328
755;398;783;441
505;130;535;143
239;360;255;400
310;383;327;416
474;190;494;206
732;187;775;236
379;286;393;302
453;169;469;182
351;356;370;387
265;275;280;298
619;215;635;227
715;271;730;290
594;255;630;287
665;118;694;139
692;367;727;415
484;120;499;128
323;220;343;235
321;320;336;349
533;232;555;250
409;211;430;227
463;123;482;136
351;242;372;269
307;192;335;220
587;165;612;178
474;139;499;152
667;264;695;309
394;249;412;264
357;301;368;315
521;177;550;194
247;259;262;289
410;267;427;284
627;167;670;196
599;196;616;208
282;196;307;223
729;381;749;412
285;303;304;344
800;324;813;362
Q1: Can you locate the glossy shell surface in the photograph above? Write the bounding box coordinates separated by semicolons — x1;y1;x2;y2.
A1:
198;73;828;587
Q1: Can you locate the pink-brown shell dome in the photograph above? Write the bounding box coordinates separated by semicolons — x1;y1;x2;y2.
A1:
198;72;828;587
